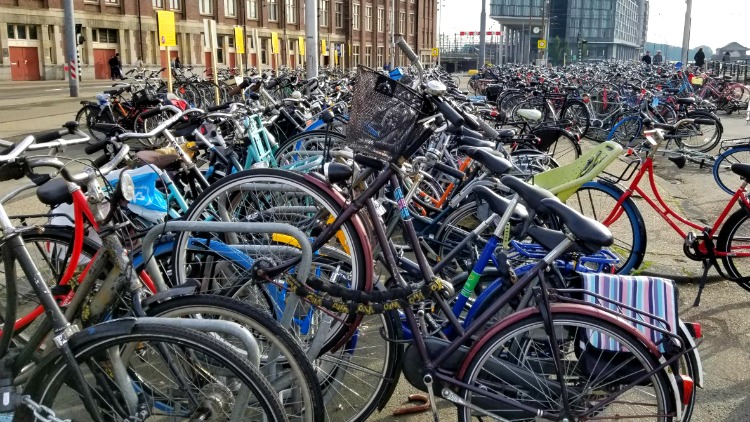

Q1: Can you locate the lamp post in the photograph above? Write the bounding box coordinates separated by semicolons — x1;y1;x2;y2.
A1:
681;0;692;64
478;0;486;69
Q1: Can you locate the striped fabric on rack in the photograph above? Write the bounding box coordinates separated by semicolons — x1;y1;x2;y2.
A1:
581;273;678;353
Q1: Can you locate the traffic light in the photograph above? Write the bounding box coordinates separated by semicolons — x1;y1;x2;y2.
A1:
75;24;85;45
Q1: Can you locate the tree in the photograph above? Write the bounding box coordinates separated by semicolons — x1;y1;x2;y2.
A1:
550;36;568;66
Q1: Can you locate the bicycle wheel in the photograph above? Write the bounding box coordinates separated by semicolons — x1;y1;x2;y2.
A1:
561;99;591;138
76;105;112;143
531;126;582;167
718;209;750;292
17;320;287;421
458;312;675;422
172;168;369;355
146;295;324;422
713;146;750;195
607;115;642;147
673;113;722;152
566;181;647;274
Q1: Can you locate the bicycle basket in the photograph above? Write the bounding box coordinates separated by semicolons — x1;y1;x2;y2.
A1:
345;66;425;161
133;88;159;106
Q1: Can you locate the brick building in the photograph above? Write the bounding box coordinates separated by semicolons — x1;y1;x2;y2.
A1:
0;0;437;81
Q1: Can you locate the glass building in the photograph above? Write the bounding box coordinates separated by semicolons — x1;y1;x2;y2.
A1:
490;0;648;63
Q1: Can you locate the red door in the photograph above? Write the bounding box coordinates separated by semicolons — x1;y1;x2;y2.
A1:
289;55;295;69
9;47;40;81
94;49;116;79
160;50;179;77
205;52;213;77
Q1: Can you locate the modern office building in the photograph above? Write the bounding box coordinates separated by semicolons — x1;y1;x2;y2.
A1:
489;0;648;64
0;0;437;81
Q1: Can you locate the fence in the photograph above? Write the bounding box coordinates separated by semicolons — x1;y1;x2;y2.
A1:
706;61;750;82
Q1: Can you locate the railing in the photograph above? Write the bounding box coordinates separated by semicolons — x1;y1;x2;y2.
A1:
706;60;750;82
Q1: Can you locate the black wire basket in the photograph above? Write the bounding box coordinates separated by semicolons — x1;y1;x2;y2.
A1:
132;88;159;106
345;66;426;161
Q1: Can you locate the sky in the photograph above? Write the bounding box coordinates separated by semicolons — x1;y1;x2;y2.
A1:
438;0;748;50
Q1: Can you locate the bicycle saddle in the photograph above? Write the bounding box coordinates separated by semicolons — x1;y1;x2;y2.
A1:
473;186;529;221
676;97;696;105
540;198;613;251
496;128;516;138
731;163;750;181
37;178;79;206
527;225;582;254
135;150;180;170
516;109;543;122
462;147;512;175
500;175;558;215
456;136;494;149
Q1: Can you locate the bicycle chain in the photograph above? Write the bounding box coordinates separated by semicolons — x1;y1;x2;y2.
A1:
21;396;70;422
286;275;446;315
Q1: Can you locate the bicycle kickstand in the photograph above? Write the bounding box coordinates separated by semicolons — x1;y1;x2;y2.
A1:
692;259;711;307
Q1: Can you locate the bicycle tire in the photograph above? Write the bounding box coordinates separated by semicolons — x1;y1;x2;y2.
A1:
560;99;591;138
718;209;750;292
530;126;582;167
145;294;324;422
17;320;288;421
566;181;647;274
607;114;642;147
673;112;722;152
172;168;369;356
458;312;676;422
713;145;750;195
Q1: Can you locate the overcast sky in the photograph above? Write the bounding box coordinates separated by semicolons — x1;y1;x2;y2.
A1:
439;0;748;50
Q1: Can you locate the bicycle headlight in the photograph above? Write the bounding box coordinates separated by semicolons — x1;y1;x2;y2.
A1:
117;172;135;202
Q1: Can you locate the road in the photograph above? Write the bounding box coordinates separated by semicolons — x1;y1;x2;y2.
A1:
2;80;750;421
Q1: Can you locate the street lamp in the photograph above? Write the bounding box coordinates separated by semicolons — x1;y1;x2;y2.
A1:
577;32;587;62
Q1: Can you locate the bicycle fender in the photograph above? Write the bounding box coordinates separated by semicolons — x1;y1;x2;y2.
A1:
678;320;704;388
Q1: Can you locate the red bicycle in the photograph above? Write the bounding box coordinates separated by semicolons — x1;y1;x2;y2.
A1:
568;118;750;305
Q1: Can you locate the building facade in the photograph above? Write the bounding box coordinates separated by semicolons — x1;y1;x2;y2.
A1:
489;0;648;64
0;0;437;81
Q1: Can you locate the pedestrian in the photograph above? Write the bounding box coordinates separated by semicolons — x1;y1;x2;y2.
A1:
174;56;181;69
653;50;663;65
108;53;123;80
135;56;145;71
694;47;705;69
641;51;652;66
722;51;731;63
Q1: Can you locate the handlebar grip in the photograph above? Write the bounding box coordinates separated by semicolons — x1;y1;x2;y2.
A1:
84;139;109;155
34;131;62;143
395;37;419;64
207;102;232;112
92;154;110;168
460;126;484;140
694;118;716;125
433;162;464;180
434;98;464;127
652;122;676;131
139;107;162;120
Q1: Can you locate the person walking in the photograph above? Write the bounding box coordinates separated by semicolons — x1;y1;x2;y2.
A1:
641;51;652;66
653;50;663;65
108;53;123;80
694;47;706;69
135;56;145;71
174;56;182;69
722;51;731;63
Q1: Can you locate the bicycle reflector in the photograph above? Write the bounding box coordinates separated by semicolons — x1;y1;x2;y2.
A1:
676;374;695;406
684;321;703;339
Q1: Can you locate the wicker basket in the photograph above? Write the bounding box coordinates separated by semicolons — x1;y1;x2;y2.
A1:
132;88;159;106
345;66;425;161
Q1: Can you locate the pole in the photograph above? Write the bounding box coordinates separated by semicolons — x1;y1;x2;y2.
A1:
390;0;395;65
478;0;486;69
436;1;441;67
166;46;173;93
577;33;582;63
681;0;692;65
305;0;318;77
62;0;79;97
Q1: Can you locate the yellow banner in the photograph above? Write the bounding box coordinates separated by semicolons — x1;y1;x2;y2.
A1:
321;38;327;55
157;11;177;47
334;47;339;64
298;36;305;55
271;32;280;54
234;26;245;54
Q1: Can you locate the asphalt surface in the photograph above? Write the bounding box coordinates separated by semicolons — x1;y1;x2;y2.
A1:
2;79;750;421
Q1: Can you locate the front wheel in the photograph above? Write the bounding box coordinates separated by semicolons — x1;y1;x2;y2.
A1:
718;208;750;291
713;146;750;195
458;312;676;422
565;181;647;274
561;100;591;138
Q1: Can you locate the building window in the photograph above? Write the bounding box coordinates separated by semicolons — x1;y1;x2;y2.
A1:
8;24;38;40
352;45;360;65
217;37;225;63
399;11;405;34
152;0;163;7
352;4;360;30
199;0;213;14
377;7;384;32
261;40;267;64
365;5;372;31
104;0;118;4
269;0;278;21
170;0;181;9
377;46;384;66
365;46;372;67
319;0;329;26
409;13;414;34
92;28;118;44
286;0;296;23
247;0;258;18
225;0;237;16
335;2;343;28
228;36;235;47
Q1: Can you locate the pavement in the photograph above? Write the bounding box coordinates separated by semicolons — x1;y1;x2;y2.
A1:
2;82;750;421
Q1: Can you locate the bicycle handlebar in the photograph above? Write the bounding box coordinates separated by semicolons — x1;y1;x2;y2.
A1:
395;36;423;86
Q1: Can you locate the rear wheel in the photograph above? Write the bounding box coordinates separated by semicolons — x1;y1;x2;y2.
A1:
458;312;675;422
674;114;722;152
718;209;750;291
713;146;750;195
561;100;591;138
